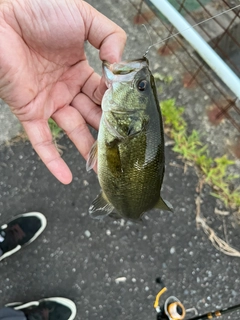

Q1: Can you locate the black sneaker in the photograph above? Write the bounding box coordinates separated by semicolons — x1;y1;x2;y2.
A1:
12;297;77;320
0;212;47;261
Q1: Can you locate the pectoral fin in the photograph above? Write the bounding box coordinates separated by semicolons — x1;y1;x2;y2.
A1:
86;141;98;172
155;197;174;212
89;192;114;219
104;116;124;140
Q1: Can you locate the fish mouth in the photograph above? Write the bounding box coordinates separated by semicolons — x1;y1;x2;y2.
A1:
103;58;148;86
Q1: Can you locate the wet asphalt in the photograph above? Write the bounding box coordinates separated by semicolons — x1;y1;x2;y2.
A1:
0;0;240;319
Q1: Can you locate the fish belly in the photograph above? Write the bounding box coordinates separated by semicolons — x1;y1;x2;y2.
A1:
98;131;164;220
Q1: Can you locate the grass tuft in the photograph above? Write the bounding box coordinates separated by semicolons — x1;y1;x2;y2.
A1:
161;98;240;210
48;119;62;139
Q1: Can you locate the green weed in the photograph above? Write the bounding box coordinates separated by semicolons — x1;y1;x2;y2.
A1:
159;98;186;132
48;118;62;139
153;73;174;85
161;98;240;210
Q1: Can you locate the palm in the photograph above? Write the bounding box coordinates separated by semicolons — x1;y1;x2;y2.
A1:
0;0;126;183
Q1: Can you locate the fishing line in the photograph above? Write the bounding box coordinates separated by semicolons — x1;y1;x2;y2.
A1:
144;3;240;56
141;23;154;49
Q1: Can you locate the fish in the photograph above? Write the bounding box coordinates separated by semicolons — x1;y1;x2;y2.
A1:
87;57;173;221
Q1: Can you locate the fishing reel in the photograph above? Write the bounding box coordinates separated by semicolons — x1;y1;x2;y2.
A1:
153;277;240;320
153;279;186;320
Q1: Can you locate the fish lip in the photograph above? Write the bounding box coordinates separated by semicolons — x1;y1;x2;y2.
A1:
102;62;113;87
102;58;148;86
103;58;147;73
103;60;111;69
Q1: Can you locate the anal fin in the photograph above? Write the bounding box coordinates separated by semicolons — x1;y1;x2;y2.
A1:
89;192;114;219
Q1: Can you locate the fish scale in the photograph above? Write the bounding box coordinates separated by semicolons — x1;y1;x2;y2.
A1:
87;57;173;221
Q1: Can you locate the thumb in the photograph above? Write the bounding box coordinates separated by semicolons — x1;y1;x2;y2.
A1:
82;2;127;63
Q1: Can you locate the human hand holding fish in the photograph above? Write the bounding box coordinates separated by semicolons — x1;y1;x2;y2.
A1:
0;0;172;220
0;0;126;184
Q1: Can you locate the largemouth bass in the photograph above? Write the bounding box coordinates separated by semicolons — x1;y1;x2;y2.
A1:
87;57;173;220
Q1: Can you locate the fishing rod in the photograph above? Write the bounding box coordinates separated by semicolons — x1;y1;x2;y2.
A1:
153;278;240;320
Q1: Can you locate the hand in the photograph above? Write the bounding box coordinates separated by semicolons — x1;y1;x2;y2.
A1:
0;0;126;184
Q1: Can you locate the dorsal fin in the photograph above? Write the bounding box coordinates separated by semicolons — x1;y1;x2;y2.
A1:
155;197;174;212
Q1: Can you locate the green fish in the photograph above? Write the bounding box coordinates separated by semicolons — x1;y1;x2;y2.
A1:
87;57;173;221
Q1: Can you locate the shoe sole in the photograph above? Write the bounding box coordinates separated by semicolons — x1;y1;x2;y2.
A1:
5;302;22;307
0;212;47;261
14;297;77;320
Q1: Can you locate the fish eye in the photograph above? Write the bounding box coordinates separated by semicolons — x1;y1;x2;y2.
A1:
137;79;147;91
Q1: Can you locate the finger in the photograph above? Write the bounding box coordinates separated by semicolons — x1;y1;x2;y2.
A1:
52;105;95;162
61;61;106;106
79;67;106;105
23;120;73;184
82;2;127;63
71;93;102;131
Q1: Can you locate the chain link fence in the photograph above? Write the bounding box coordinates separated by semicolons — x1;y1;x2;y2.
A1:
130;0;240;133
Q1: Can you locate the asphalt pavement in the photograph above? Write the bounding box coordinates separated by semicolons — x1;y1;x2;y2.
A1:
0;1;240;319
1;134;240;320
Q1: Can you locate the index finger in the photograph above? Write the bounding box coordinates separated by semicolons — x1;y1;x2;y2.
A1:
82;2;127;63
23;120;73;184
